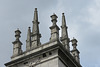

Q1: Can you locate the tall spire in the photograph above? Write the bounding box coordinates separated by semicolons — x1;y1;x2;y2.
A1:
26;27;31;51
31;8;41;49
71;38;80;64
49;13;60;41
60;13;70;52
12;29;23;58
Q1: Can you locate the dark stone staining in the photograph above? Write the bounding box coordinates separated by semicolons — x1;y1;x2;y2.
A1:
49;52;52;55
23;62;28;64
43;53;46;57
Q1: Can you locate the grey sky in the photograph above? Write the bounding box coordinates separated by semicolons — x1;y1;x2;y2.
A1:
0;0;100;67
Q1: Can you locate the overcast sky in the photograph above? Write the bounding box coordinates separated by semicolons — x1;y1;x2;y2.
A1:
0;0;100;67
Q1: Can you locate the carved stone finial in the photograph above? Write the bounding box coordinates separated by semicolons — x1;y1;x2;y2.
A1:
71;38;80;63
49;14;60;41
12;29;22;58
71;37;77;50
35;8;37;11
15;29;21;41
50;13;58;26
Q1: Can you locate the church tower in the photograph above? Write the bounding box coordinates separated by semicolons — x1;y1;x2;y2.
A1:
5;8;82;67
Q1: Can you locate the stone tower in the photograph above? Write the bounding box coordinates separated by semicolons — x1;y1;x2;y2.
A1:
5;8;82;67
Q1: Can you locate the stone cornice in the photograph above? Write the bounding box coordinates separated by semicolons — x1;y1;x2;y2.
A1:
5;40;81;67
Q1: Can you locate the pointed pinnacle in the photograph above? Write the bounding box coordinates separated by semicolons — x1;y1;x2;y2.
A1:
33;8;38;21
28;27;31;33
62;13;66;25
27;27;31;40
62;13;66;26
